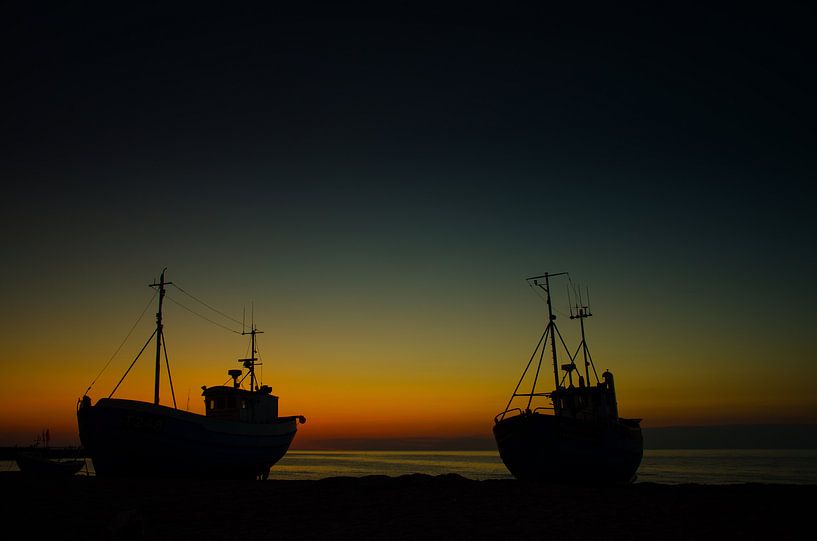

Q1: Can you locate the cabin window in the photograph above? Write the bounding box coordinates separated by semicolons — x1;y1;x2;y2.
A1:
241;400;246;409
208;400;215;410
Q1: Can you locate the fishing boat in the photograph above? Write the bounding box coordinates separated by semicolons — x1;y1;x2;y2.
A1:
77;270;305;479
493;272;642;484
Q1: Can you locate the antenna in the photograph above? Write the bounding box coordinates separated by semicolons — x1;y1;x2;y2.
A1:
239;303;263;393
569;281;595;385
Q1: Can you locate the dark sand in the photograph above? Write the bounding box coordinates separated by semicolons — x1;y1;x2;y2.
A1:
2;472;813;540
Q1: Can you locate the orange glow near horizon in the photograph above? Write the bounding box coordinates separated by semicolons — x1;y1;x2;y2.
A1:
2;321;816;447
1;270;815;448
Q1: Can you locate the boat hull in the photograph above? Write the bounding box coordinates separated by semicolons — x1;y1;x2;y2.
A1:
77;398;297;479
493;412;642;484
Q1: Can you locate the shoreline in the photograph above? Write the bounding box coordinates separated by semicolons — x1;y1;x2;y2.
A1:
3;472;813;540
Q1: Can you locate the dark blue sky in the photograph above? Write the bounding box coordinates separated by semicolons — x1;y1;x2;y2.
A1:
6;2;815;193
4;2;815;236
5;1;814;289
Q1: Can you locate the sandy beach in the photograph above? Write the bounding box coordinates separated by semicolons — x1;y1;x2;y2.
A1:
3;472;813;540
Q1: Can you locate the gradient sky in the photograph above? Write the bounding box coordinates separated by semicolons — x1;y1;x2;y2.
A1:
2;2;815;446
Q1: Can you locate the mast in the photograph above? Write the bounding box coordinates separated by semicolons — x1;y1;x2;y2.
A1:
150;269;172;405
578;308;591;385
543;273;560;390
496;272;568;422
529;272;567;390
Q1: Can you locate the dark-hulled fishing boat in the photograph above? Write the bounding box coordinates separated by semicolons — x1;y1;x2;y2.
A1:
77;270;305;479
493;272;642;484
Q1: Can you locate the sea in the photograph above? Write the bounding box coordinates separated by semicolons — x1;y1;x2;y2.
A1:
4;449;817;484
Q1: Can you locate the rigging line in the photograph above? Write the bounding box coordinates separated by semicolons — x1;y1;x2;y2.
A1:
529;282;548;303
161;330;177;409
170;283;244;326
109;329;157;399
553;324;577;363
84;290;158;396
529;281;571;318
165;294;242;334
531;286;569;318
586;347;600;384
555;307;571;319
571;342;583;363
501;326;549;419
526;325;550;411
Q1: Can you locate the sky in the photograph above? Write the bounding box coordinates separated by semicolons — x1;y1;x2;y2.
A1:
1;1;815;447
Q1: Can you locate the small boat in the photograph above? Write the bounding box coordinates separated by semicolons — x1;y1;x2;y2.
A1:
16;451;85;477
16;430;85;476
77;270;306;479
493;273;643;484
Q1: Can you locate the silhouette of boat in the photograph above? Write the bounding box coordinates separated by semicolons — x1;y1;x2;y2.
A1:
493;273;642;484
77;270;305;479
15;430;85;476
16;451;85;476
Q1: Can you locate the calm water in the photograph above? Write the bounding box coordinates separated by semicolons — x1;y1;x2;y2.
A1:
4;449;816;484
